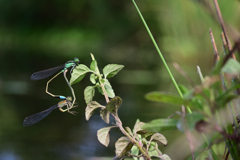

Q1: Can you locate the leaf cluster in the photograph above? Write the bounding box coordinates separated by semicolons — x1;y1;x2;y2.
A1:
70;54;124;104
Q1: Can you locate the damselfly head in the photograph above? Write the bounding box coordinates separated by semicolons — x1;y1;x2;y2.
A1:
66;96;72;101
74;57;80;65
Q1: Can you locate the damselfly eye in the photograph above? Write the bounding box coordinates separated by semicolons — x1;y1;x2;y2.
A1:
74;58;80;64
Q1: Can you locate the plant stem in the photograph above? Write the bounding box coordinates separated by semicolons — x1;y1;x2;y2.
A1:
91;52;151;158
132;0;192;113
90;53;110;103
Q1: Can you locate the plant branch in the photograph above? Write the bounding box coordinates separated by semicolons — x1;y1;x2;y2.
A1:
209;29;219;66
213;0;232;52
90;53;110;103
111;112;151;159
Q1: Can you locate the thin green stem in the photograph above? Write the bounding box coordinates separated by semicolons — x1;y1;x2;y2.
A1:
90;53;110;103
132;0;192;113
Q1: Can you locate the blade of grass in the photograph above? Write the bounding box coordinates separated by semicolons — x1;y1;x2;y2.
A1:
132;0;192;113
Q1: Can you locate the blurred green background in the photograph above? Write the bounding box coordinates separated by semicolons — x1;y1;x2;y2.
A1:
0;0;239;160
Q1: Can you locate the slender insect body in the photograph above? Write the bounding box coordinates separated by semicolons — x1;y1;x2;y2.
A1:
24;58;79;126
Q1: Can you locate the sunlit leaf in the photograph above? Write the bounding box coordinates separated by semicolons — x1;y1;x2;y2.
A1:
84;86;95;104
149;133;167;146
97;126;115;147
104;79;115;98
145;92;190;106
142;119;178;132
85;101;104;121
90;73;96;84
70;64;92;85
103;64;124;79
177;112;204;132
106;96;122;114
100;108;110;124
115;136;133;158
148;143;161;158
90;60;98;72
131;146;139;160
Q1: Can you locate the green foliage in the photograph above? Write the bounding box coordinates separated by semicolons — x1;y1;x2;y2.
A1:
145;92;193;107
70;64;92;85
142;119;178;132
68;1;240;159
143;60;240;159
71;53;171;159
103;64;124;79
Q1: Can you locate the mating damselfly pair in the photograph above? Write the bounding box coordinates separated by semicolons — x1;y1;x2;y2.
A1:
23;58;79;127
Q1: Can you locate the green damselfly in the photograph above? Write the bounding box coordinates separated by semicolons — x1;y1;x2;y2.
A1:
23;96;76;127
31;58;79;109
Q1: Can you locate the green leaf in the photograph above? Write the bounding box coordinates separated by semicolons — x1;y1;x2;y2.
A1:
142;119;178;132
221;59;240;74
90;60;98;72
84;86;95;104
100;108;110;124
97;126;115;147
145;92;190;106
85;101;104;121
131;146;139;160
216;84;240;108
104;79;115;98
103;64;124;79
90;73;96;84
216;94;239;108
148;143;161;158
149;133;167;146
70;64;92;85
96;80;115;98
106;96;122;114
177;112;204;132
115;136;133;158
